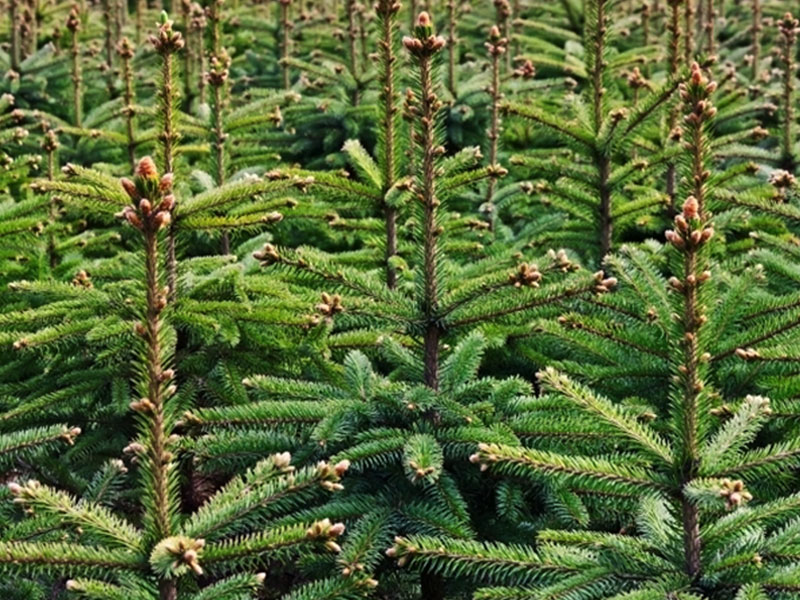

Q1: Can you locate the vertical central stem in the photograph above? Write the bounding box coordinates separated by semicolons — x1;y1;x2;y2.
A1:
488;57;501;147
358;8;368;67
47;147;57;269
102;0;114;76
213;82;229;255
485;47;501;228
161;52;179;301
181;2;193;103
751;0;761;81
642;4;651;76
136;0;143;44
140;213;178;600
197;13;208;106
47;150;54;181
210;0;221;55
668;2;681;82
122;54;136;171
591;0;606;135
9;1;20;72
159;580;177;600
213;82;225;183
447;0;456;96
681;494;701;578
666;0;681;214
419;55;440;391
592;0;611;260
682;248;700;463
684;0;694;63
144;229;172;543
71;30;82;128
116;0;124;42
599;155;612;259
680;243;702;580
695;0;704;41
281;1;291;90
347;0;360;104
704;0;715;54
379;3;398;289
162;58;176;175
26;0;38;57
781;22;795;169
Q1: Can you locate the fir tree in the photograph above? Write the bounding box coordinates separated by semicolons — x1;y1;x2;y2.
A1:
389;64;800;600
2;156;358;600
183;11;614;600
500;0;685;264
4;2;800;599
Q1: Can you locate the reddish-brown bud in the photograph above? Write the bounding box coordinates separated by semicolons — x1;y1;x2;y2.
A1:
135;156;158;179
159;172;174;193
120;177;138;199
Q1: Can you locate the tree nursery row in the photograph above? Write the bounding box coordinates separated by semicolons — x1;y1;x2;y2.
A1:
3;0;800;598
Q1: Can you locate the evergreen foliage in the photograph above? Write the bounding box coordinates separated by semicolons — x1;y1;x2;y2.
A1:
4;1;800;599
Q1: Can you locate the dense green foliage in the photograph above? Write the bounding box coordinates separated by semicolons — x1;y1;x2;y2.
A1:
4;0;800;599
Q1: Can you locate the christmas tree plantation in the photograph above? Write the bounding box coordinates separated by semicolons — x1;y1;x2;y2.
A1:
3;1;800;599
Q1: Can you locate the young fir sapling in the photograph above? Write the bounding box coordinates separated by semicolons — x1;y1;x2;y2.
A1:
187;16;613;597
2;157;355;600
388;64;800;599
503;0;683;263
6;2;800;600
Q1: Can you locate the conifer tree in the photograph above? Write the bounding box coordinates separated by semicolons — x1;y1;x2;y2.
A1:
388;63;800;600
500;0;685;263
183;11;613;600
1;156;358;600
0;12;330;501
5;2;800;599
244;9;607;370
